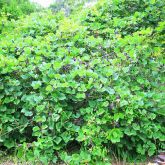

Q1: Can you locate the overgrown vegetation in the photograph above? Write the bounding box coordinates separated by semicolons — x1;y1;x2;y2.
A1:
0;0;36;20
0;0;165;164
0;0;37;36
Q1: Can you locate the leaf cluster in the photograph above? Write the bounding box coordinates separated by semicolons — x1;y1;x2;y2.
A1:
0;0;165;164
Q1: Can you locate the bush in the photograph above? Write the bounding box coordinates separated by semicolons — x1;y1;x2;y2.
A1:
0;0;36;20
0;0;37;35
0;0;164;164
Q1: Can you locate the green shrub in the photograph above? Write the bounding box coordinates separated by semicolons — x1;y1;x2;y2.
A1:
0;0;37;35
0;0;164;164
0;0;36;20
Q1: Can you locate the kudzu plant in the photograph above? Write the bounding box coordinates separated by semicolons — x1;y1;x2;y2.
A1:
0;0;164;164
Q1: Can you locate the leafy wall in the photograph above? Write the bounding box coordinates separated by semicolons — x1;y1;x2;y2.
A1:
0;0;164;164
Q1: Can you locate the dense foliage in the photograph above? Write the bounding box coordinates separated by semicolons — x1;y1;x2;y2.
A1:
0;0;165;164
0;0;36;20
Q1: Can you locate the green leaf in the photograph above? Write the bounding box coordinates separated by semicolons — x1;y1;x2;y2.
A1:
55;137;62;145
61;132;71;143
4;139;15;148
106;87;115;94
120;100;128;107
76;93;86;99
106;128;123;143
33;126;40;132
52;114;60;122
31;81;42;89
46;85;53;92
21;108;33;116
